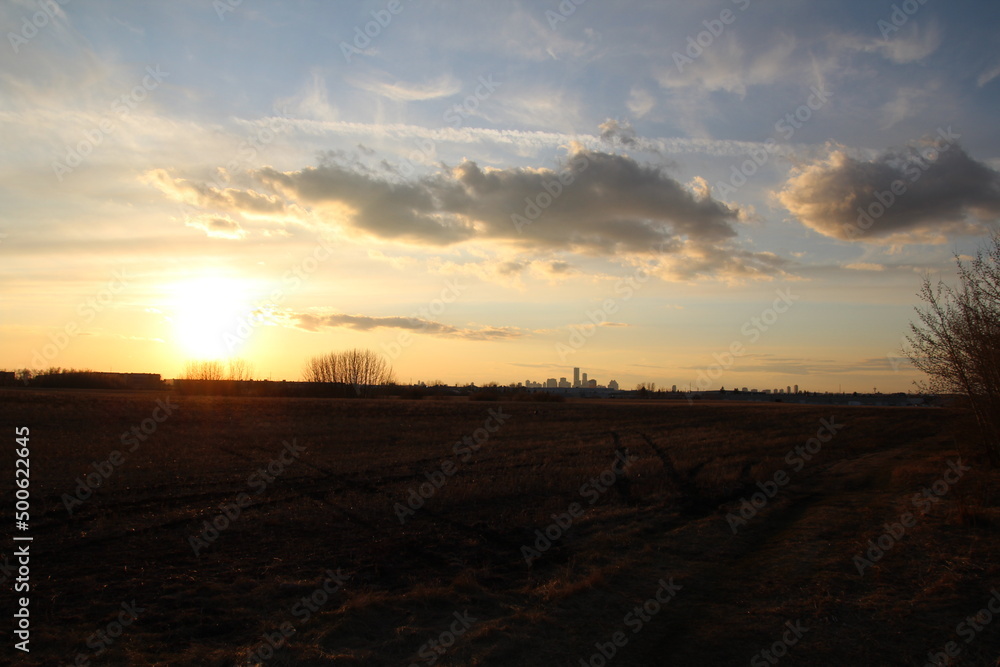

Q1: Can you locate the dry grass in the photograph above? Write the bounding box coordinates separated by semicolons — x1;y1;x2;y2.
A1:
1;389;999;665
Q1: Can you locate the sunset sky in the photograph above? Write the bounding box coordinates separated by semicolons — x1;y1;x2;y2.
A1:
3;0;1000;391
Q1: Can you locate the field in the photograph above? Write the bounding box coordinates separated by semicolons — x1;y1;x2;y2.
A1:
2;389;1000;666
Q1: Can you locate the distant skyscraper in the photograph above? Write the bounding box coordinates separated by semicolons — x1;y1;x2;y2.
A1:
573;367;580;387
582;372;588;386
787;386;791;395
608;379;619;391
794;384;799;394
559;377;570;388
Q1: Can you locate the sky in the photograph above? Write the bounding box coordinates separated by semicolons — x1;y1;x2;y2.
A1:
3;0;1000;392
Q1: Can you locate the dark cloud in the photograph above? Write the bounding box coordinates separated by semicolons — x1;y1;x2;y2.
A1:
251;147;742;254
778;139;1000;243
152;146;790;279
290;312;523;341
598;118;638;147
255;162;474;245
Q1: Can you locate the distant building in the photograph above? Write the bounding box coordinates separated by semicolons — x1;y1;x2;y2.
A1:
582;372;588;385
794;384;799;394
787;386;792;395
573;367;580;387
546;378;557;388
587;379;597;388
608;379;619;391
671;384;677;392
558;377;570;388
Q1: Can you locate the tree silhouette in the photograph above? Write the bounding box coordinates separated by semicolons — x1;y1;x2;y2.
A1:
302;348;396;397
907;232;1000;466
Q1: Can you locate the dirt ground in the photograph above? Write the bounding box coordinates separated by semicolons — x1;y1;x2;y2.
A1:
1;389;998;666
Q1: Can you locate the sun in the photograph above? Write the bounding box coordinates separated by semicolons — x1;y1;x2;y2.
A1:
169;276;255;360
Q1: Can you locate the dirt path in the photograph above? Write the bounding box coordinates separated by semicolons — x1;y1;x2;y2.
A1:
630;442;982;666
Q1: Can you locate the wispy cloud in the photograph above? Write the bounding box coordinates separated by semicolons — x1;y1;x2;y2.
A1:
286;311;525;341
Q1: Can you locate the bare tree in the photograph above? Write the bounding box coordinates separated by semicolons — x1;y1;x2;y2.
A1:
302;348;396;397
907;231;1000;466
227;358;255;381
183;360;226;381
303;351;340;383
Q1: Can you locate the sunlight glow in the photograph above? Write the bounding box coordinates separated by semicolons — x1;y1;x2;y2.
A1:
169;276;254;361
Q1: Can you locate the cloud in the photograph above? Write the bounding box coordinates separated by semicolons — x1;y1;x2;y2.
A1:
478;86;584;131
185;214;246;240
276;69;339;121
878;19;942;64
777;140;1000;243
347;71;462;102
978;62;1000;88
145;169;288;216
248;145;746;257
626;87;656;118
598;119;638;147
657;33;799;97
835;19;941;65
844;262;884;271
152;140;791;281
253;159;474;245
878;85;935;129
288;311;524;340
